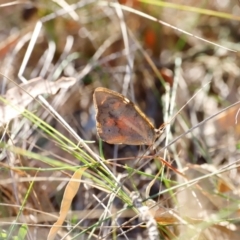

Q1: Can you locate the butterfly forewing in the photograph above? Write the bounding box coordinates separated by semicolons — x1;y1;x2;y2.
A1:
93;87;156;145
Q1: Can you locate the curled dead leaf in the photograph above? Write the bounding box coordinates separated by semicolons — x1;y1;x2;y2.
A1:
0;77;76;125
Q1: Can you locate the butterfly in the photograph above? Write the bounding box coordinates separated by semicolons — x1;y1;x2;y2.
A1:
93;87;160;145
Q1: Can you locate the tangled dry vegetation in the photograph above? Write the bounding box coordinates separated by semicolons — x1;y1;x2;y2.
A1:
0;1;240;239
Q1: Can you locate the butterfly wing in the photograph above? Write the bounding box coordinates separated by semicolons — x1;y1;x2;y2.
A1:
93;87;156;145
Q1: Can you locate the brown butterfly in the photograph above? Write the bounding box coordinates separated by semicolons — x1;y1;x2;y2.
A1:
93;87;160;145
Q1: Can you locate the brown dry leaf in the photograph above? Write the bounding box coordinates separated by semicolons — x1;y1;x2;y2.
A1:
47;167;87;240
175;164;240;239
154;209;179;225
0;77;76;125
0;29;26;58
215;104;240;134
177;164;237;216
